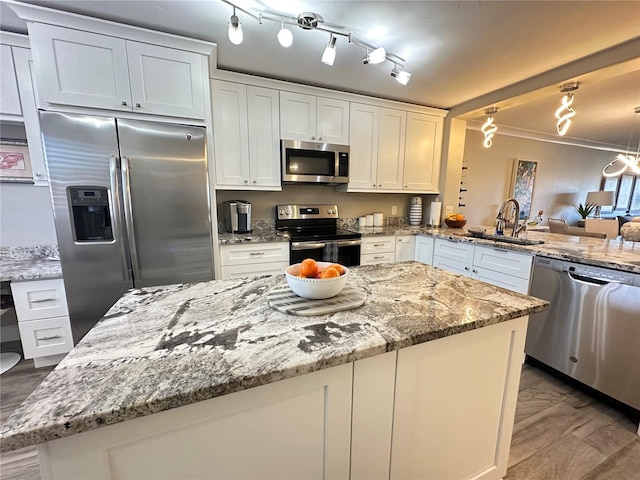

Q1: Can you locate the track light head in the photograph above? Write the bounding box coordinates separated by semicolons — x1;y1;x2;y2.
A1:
277;22;293;47
363;47;386;65
228;8;243;45
390;68;411;85
321;35;337;66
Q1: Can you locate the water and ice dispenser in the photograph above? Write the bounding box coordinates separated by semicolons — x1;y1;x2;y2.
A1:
68;187;113;242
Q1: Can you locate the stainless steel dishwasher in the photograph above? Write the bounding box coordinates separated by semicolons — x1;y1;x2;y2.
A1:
526;256;640;411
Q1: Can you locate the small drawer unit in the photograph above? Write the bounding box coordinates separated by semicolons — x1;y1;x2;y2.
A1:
220;242;290;280
10;278;74;361
361;236;396;265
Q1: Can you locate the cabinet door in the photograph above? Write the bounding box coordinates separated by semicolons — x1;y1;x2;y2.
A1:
414;236;434;265
395;235;415;262
11;47;48;185
432;255;472;276
377;108;406;190
403;112;441;192
247;86;281;188
212;81;251;187
0;44;22;116
317;97;349;144
433;238;475;263
280;91;316;141
348;103;379;190
126;41;205;119
28;23;132;111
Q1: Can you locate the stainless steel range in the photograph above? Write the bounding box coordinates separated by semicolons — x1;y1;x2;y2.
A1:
276;204;361;266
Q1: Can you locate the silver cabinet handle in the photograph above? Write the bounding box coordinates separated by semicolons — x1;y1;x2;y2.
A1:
121;101;128;106
135;103;141;108
38;335;62;341
249;252;265;256
121;156;141;283
373;256;385;259
373;243;385;247
29;298;56;303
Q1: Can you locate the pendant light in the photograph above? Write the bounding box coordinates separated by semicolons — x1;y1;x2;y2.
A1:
481;107;499;148
555;82;579;136
603;106;640;177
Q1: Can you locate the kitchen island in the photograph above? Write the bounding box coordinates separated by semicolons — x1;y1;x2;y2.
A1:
1;262;548;480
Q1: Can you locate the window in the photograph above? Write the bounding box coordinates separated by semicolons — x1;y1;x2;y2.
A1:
600;174;640;215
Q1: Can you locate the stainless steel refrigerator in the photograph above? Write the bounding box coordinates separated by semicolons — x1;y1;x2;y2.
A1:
40;111;214;344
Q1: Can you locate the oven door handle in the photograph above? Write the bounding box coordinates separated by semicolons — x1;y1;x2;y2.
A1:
291;242;326;251
336;239;362;247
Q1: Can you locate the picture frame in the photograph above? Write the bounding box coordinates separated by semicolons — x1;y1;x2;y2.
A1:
510;158;538;220
0;139;33;184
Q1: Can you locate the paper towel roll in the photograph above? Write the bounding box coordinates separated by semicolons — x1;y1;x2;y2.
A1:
429;201;442;226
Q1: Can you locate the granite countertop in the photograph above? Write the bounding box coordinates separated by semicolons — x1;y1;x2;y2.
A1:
0;246;62;282
0;261;548;452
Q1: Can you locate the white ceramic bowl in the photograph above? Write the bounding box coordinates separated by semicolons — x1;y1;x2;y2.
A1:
285;262;349;299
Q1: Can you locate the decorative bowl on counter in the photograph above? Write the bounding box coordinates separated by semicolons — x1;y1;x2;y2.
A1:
285;262;349;299
444;218;467;228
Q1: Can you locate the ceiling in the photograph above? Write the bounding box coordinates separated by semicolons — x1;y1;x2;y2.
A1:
2;0;640;150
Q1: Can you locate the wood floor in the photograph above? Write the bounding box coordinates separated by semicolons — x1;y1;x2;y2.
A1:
0;358;638;479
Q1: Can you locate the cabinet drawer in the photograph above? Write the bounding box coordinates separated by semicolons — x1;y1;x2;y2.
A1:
220;243;289;266
432;255;472;277
220;262;289;280
11;279;69;321
473;246;533;280
18;316;74;359
433;238;475;263
361;236;395;254
472;268;530;295
361;251;395;265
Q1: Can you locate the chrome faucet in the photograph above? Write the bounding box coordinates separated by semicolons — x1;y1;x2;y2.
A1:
496;198;521;237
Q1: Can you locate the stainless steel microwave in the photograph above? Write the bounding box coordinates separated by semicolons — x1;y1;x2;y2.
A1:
281;140;350;184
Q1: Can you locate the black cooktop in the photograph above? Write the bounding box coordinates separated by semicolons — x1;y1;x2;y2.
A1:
283;226;361;242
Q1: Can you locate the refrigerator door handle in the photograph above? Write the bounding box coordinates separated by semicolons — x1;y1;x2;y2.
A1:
121;156;141;283
109;155;132;282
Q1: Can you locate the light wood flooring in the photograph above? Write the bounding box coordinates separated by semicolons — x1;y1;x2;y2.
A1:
0;357;638;479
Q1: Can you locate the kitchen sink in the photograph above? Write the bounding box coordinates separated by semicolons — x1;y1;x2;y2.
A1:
468;232;545;245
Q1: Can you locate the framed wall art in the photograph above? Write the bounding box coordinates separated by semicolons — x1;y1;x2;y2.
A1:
510;158;538;220
0;139;33;184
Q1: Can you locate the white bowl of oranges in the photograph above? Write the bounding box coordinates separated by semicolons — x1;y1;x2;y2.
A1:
285;259;349;299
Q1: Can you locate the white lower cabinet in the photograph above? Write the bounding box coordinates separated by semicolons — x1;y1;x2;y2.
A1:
219;243;289;280
38;318;528;480
414;235;434;265
432;238;474;276
10;278;73;366
361;236;396;265
394;235;415;262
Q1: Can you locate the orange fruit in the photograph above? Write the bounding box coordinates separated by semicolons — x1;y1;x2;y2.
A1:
328;263;345;275
319;267;340;279
299;258;318;278
455;213;465;221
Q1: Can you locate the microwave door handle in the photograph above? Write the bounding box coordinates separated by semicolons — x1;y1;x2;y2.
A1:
291;242;326;251
336;239;362;247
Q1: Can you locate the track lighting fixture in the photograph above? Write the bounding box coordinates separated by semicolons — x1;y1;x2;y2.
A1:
362;47;386;65
390;65;411;85
555;82;579;136
219;1;408;85
228;6;243;45
603;106;640;177
481;107;499;148
321;35;337;66
277;22;293;47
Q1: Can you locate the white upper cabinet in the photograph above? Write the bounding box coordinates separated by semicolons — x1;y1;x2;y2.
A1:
280;91;349;144
28;23;206;119
403;112;442;192
345;102;442;193
213;80;280;190
0;44;22;116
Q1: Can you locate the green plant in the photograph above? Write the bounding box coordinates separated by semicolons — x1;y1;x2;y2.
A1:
573;202;597;219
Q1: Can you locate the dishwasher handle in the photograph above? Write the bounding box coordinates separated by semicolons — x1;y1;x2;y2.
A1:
567;272;626;286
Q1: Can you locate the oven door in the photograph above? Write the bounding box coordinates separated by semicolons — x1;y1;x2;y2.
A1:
290;239;361;266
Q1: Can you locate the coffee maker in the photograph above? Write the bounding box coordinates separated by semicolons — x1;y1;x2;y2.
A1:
222;200;252;233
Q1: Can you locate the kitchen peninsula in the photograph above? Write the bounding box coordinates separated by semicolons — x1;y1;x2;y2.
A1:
1;262;548;480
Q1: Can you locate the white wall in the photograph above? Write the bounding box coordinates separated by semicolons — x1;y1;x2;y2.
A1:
0;184;57;247
461;130;614;227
